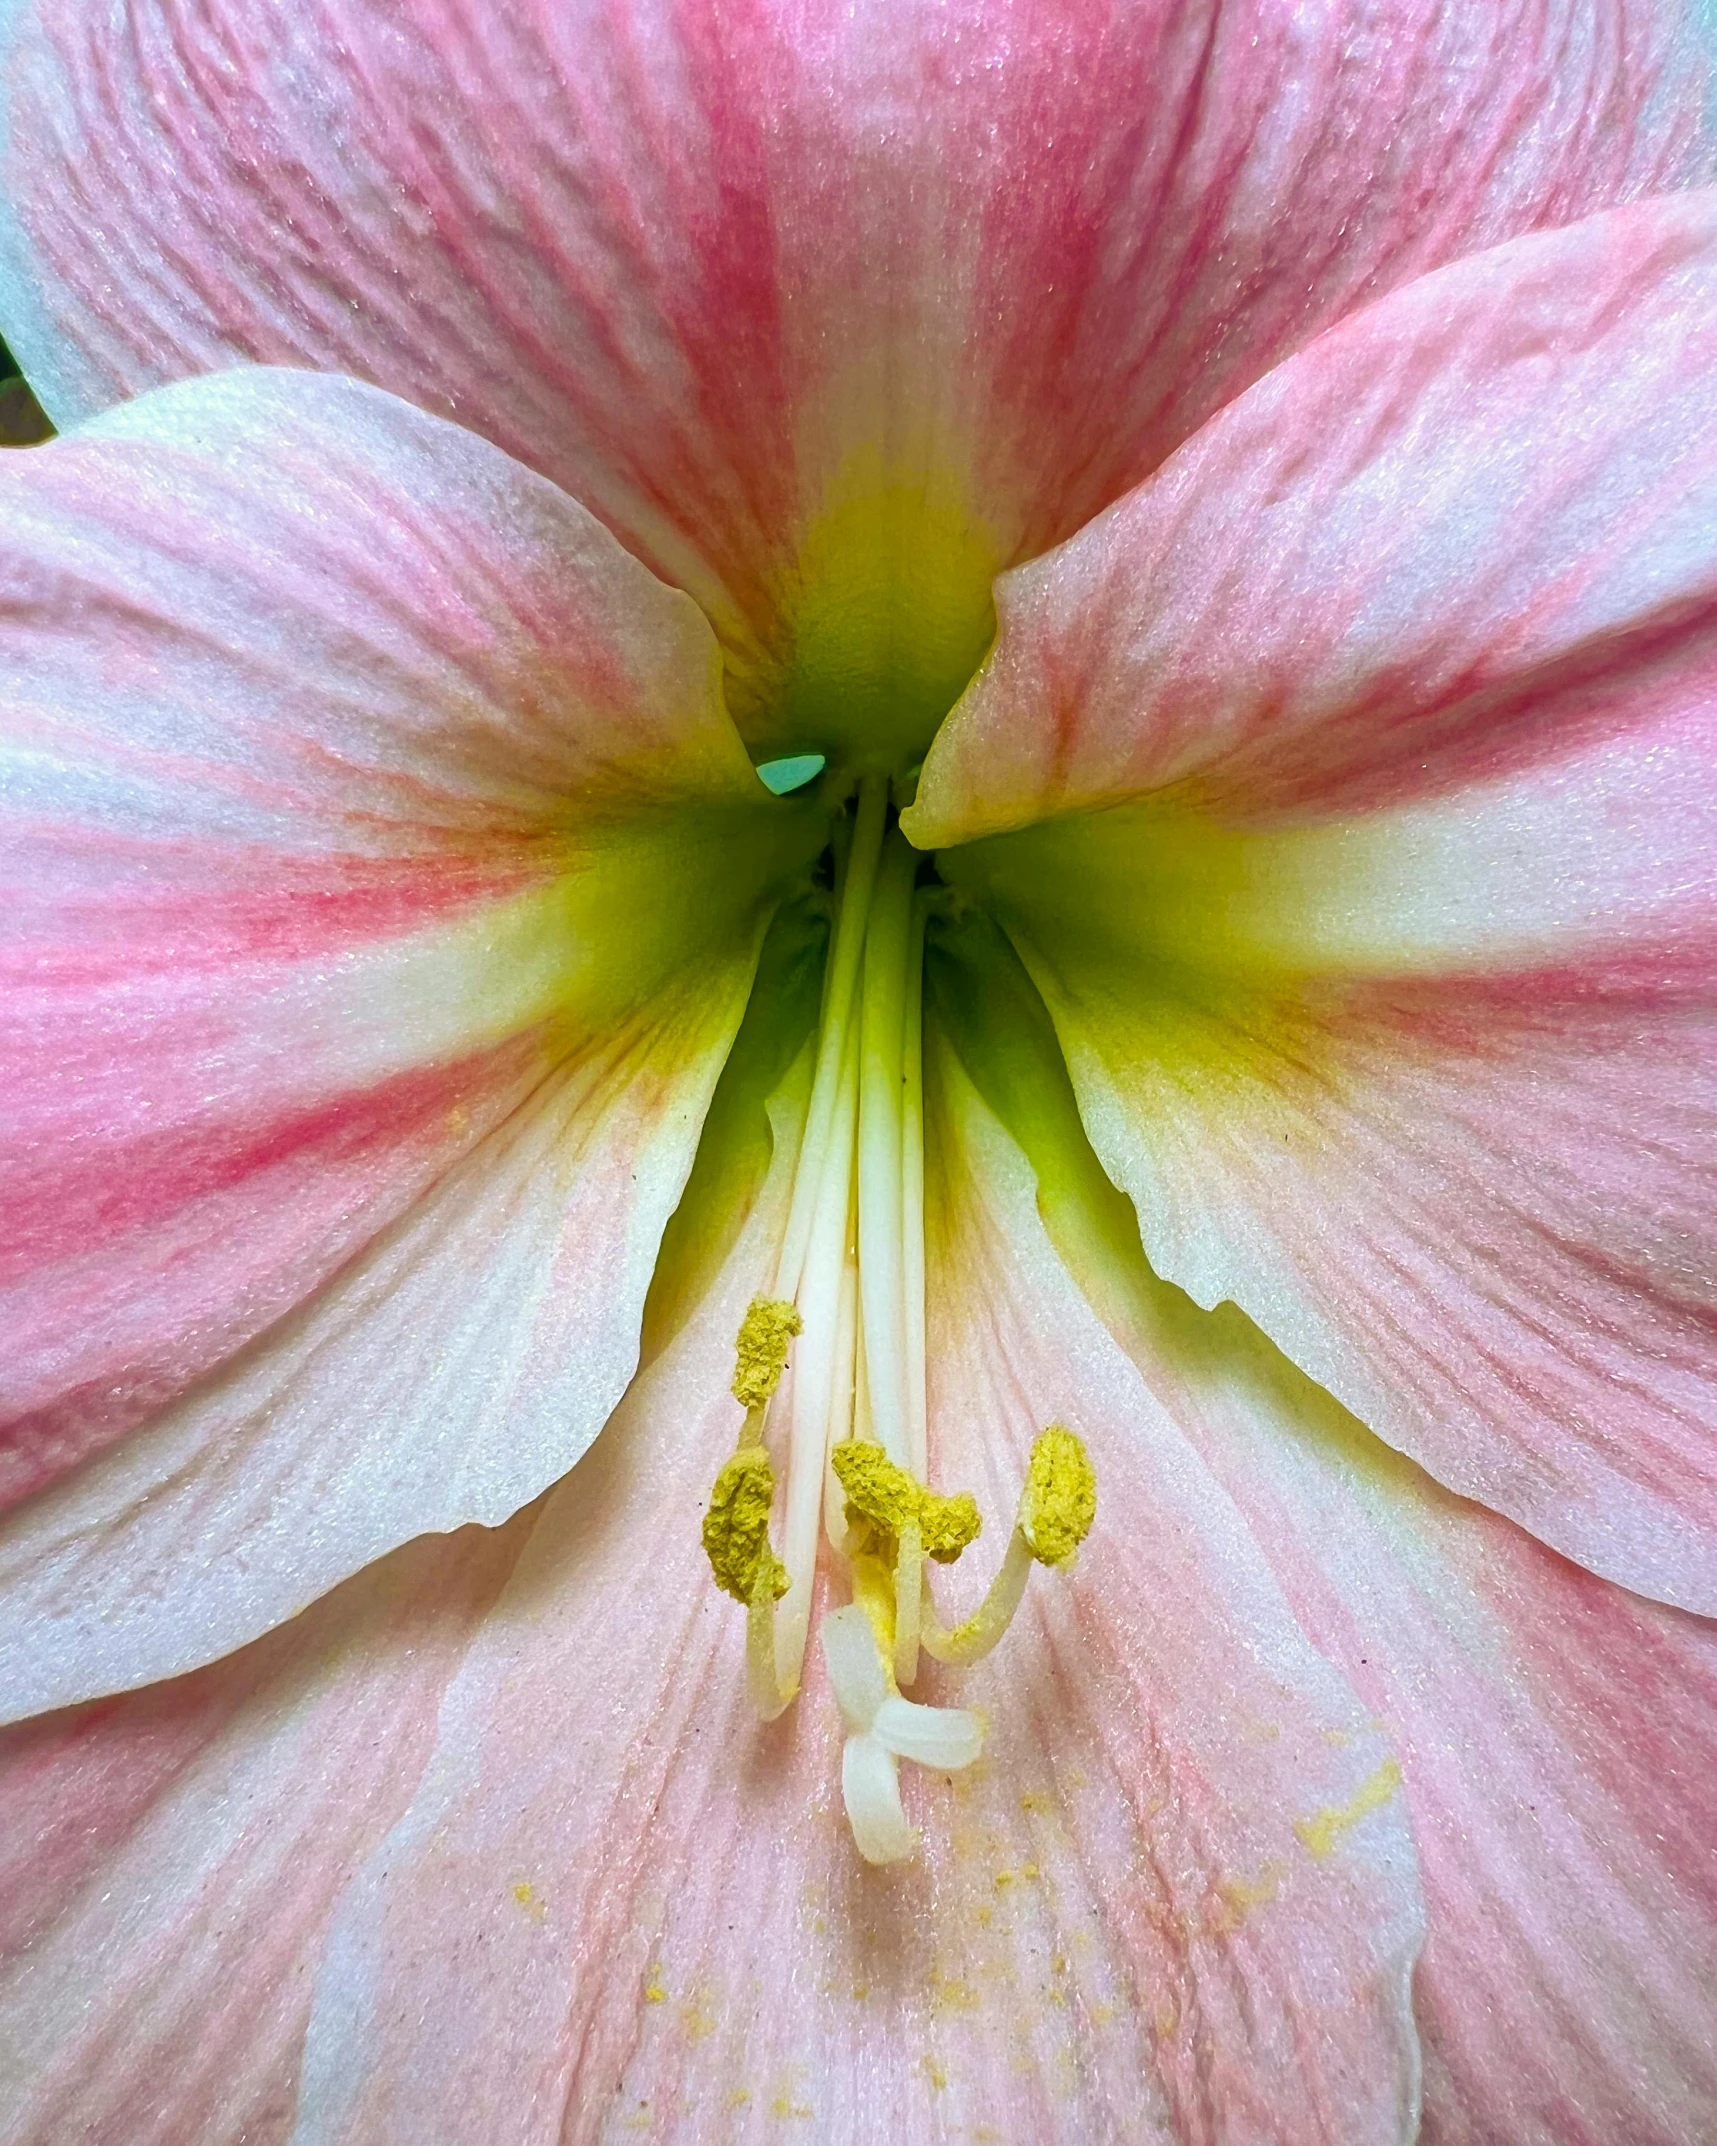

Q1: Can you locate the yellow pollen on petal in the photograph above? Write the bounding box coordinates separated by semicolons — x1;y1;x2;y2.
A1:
831;1440;982;1564
702;1446;789;1604
730;1296;803;1410
1294;1757;1404;1862
1019;1426;1097;1567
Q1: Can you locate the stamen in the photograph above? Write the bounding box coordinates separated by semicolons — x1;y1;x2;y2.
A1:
829;1440;982;1562
774;1004;861;1693
698;780;1097;1867
1020;1423;1099;1567
920;1427;1097;1666
701;1446;788;1606
901;889;930;1482
730;1297;802;1411
821;1240;860;1552
746;1562;796;1722
856;829;918;1469
893;1519;923;1687
917;1531;1034;1668
704;1298;810;1716
832;1439;982;1687
774;776;886;1304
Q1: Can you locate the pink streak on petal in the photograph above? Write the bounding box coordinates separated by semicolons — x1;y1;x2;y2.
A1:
921;194;1717;1609
0;0;1708;744
0;1040;541;1507
947;703;1717;1602
1152;1322;1717;2146
0;1518;523;2146
0;1012;778;1724
0;365;803;1702
912;189;1717;844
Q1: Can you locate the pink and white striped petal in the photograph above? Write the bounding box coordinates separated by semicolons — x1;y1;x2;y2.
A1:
0;1518;526;2146
1163;1325;1717;2146
932;913;1717;2146
919;193;1717;1609
0;365;816;1713
910;187;1717;840
282;1021;1424;2146
1;0;1709;766
0;934;824;2146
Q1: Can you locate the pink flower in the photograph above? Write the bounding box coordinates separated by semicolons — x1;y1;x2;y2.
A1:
2;1;1716;2138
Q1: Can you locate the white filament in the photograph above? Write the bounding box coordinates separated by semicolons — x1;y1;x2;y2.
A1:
856;830;917;1469
901;890;930;1482
774;778;886;1304
775;1011;860;1691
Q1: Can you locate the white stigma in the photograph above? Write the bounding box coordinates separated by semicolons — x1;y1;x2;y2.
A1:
822;1604;983;1865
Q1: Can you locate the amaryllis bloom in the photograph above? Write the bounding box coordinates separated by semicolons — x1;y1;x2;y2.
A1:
3;0;1717;2138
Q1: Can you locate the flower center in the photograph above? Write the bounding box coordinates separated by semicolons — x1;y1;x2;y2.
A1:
701;775;1095;1864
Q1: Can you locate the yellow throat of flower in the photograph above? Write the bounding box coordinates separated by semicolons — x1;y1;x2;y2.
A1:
699;777;1096;1866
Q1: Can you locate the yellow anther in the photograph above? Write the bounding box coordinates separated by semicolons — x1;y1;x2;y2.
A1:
830;1441;917;1537
919;1489;983;1562
703;1446;789;1603
830;1440;981;1563
1019;1426;1096;1567
730;1297;802;1410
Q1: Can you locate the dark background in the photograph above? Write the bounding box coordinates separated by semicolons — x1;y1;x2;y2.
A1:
0;329;54;439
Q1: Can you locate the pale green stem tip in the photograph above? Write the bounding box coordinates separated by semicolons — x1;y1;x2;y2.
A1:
755;753;828;796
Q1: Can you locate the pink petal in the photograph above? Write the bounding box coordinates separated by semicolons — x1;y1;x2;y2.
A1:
911;187;1717;840
932;917;1717;2145
0;365;816;1714
286;1012;1423;2145
0;1517;525;2146
1172;1330;1717;2146
1;0;1709;764
916;195;1717;1609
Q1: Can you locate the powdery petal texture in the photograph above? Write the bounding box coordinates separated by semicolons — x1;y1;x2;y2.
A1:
1182;1339;1717;2146
0;366;815;1716
931;913;1717;2146
0;912;823;2146
910;187;1717;838
284;1038;1423;2146
0;1517;526;2146
0;0;1710;765
922;195;1717;1610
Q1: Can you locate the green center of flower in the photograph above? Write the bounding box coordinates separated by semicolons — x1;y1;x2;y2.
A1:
700;775;1095;1865
729;460;1004;775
